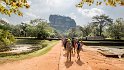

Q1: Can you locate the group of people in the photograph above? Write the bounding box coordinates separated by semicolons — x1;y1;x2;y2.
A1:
62;38;83;61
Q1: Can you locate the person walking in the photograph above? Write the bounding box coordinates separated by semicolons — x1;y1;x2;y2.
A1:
63;38;67;50
76;40;83;60
66;39;72;61
71;38;75;53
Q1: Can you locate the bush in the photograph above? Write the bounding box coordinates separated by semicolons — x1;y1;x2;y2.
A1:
41;43;48;48
0;29;15;48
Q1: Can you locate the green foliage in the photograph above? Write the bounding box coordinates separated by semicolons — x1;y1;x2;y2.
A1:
50;29;61;38
107;18;124;39
80;24;93;37
78;15;124;40
0;18;60;39
16;39;37;44
0;19;15;48
36;21;52;39
25;25;37;37
91;14;113;36
9;18;59;38
76;0;124;8
66;26;83;38
0;29;15;48
11;24;21;37
0;19;12;30
0;0;30;16
28;19;55;38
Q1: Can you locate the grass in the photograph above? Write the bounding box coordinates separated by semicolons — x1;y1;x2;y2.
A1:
15;37;36;38
0;40;59;64
15;39;41;44
83;41;124;43
83;41;100;43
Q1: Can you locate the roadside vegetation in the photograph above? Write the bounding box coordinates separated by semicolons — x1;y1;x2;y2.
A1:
0;18;60;51
66;15;124;40
0;15;124;54
0;40;58;64
0;18;60;64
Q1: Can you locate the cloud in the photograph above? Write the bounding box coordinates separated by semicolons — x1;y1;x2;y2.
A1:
46;0;76;8
25;12;39;18
78;8;104;17
67;13;77;20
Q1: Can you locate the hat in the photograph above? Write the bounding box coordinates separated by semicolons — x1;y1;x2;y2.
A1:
67;39;71;42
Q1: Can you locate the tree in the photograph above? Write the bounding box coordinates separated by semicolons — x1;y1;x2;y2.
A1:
20;22;28;37
76;0;124;8
91;14;113;36
79;26;84;35
49;29;61;38
0;29;15;48
53;30;61;38
79;23;93;37
11;23;28;37
36;22;52;39
67;27;77;37
0;19;11;30
0;19;15;48
107;18;124;39
30;19;47;25
25;24;37;37
66;26;83;38
10;19;55;38
0;0;30;16
10;24;22;37
30;19;52;39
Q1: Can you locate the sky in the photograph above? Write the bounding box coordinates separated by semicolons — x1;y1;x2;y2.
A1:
0;0;124;26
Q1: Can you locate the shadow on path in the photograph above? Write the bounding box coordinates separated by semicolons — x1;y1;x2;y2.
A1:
63;53;67;57
72;53;75;57
65;61;74;68
63;53;75;57
76;59;84;66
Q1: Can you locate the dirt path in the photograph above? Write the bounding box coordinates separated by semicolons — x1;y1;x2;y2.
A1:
0;41;62;70
0;41;124;70
59;45;124;70
81;47;124;70
59;46;92;70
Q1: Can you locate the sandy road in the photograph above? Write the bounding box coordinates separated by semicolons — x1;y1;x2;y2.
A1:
0;41;62;70
0;41;124;70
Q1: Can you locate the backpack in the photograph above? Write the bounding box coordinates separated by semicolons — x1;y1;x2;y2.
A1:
77;42;80;50
71;40;75;47
67;42;72;50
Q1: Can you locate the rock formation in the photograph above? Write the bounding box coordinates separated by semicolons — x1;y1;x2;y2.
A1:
49;15;76;33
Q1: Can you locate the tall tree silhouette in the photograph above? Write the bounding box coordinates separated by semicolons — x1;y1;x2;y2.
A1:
92;14;113;36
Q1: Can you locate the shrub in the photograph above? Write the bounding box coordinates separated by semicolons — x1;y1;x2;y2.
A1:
0;29;15;48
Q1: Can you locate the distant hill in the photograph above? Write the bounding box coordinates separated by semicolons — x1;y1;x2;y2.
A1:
49;15;76;33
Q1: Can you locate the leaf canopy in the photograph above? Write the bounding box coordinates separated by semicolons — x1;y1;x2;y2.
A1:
0;0;30;16
76;0;124;8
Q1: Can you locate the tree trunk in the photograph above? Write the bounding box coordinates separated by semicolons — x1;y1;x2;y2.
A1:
99;23;103;36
